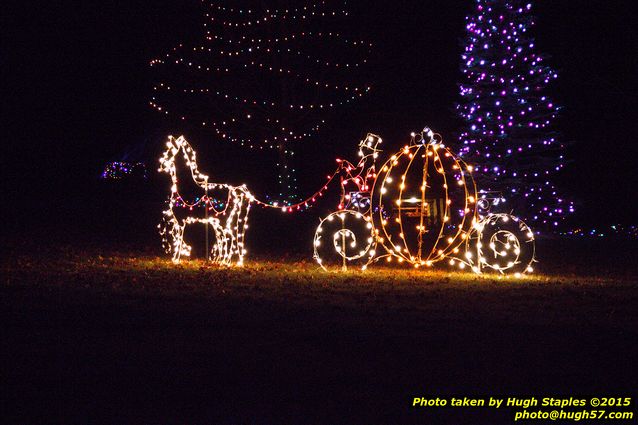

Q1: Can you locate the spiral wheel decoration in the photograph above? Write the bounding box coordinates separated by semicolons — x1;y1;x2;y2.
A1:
469;213;536;275
313;210;376;271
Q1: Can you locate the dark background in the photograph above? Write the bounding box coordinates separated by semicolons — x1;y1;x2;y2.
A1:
3;3;638;424
3;0;637;232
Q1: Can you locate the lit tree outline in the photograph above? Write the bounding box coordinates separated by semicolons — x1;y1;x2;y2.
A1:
456;0;573;228
150;1;372;203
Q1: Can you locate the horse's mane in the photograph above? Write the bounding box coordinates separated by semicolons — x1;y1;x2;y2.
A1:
159;135;210;189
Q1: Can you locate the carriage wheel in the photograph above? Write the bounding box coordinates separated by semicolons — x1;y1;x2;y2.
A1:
469;213;536;275
313;210;376;271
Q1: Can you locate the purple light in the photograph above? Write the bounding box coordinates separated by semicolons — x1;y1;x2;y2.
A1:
456;0;571;227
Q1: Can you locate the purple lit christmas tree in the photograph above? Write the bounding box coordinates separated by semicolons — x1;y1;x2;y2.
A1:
456;0;573;228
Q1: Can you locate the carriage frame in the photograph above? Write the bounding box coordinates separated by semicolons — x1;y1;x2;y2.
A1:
313;128;536;276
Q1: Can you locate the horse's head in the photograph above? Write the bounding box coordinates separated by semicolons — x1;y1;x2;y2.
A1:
158;135;210;196
159;135;185;175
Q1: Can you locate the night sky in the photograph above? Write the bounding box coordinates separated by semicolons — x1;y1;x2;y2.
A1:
4;0;637;226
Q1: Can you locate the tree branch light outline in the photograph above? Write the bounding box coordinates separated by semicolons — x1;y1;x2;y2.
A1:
149;0;372;203
456;0;573;227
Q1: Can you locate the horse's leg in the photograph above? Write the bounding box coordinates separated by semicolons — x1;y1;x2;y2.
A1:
217;222;230;265
173;220;186;263
160;206;185;264
235;194;251;266
210;219;224;263
225;193;245;265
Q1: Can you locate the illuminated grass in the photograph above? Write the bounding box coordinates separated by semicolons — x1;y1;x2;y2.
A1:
5;248;637;329
4;243;637;424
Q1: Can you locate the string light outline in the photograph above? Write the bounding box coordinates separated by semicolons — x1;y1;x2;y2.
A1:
150;0;373;204
312;128;536;275
456;0;573;227
158;135;252;266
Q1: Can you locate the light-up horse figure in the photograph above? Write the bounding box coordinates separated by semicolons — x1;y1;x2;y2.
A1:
158;135;252;265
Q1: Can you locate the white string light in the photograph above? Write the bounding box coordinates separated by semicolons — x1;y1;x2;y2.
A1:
312;128;536;276
149;0;372;203
312;133;382;270
154;130;536;275
158;135;253;266
313;210;376;271
464;213;536;276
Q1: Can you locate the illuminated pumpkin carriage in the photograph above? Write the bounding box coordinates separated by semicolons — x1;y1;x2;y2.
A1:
313;128;536;276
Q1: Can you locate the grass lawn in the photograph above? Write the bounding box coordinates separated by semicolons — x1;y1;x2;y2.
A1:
3;243;638;423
